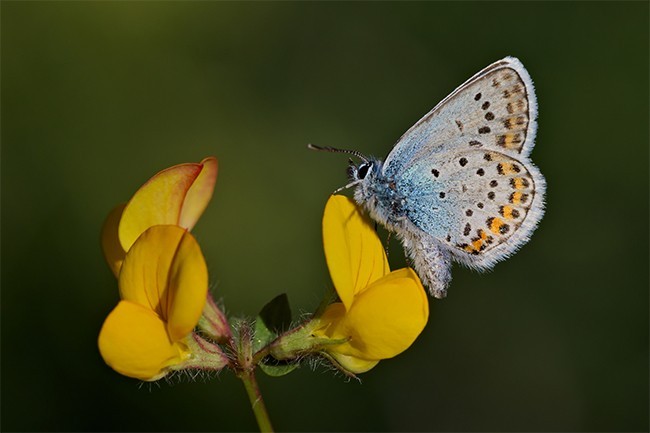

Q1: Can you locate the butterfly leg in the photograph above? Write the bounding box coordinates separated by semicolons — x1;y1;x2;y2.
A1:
402;232;452;299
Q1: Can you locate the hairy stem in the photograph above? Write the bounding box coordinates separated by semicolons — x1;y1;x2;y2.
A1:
240;369;274;433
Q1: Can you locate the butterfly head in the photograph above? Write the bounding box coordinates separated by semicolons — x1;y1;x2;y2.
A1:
308;143;379;190
308;144;396;228
347;160;373;183
347;158;386;216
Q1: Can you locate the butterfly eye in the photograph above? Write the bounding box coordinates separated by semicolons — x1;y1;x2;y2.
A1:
357;163;371;179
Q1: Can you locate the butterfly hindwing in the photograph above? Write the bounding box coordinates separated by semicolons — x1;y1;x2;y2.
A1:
400;148;544;270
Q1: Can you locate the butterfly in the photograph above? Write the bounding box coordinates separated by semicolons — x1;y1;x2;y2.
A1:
310;57;546;298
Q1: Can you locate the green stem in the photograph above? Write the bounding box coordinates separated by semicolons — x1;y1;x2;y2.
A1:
240;369;274;433
251;344;271;366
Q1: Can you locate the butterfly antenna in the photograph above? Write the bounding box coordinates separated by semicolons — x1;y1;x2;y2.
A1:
307;144;369;163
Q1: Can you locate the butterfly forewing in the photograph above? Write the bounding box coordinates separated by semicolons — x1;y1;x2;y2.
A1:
383;57;538;180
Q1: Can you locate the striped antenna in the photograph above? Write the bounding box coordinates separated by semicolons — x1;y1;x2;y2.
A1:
307;144;369;163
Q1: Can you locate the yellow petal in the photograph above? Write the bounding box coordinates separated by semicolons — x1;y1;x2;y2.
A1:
165;227;209;342
312;302;347;338
322;195;389;310
100;203;127;277
323;268;428;360
312;304;379;373
98;300;190;381
328;353;379;374
118;225;208;342
118;159;215;252
178;157;218;229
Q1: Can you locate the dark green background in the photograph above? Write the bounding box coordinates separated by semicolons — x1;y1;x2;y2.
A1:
2;2;648;431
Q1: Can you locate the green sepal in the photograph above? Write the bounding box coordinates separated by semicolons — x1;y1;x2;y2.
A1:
317;351;360;380
268;320;349;360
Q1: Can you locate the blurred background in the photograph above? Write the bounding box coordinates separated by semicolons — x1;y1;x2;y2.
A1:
2;2;647;431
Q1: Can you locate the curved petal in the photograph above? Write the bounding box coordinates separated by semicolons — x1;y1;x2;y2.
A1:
118;160;212;252
312;302;347;337
118;226;208;343
325;268;428;360
98;300;190;381
118;225;183;314
165;228;209;342
322;195;389;309
179;157;218;229
329;353;379;374
101;203;127;277
311;304;379;373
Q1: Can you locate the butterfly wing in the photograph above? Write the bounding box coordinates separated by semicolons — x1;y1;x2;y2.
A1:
385;57;545;270
384;56;538;177
399;148;545;270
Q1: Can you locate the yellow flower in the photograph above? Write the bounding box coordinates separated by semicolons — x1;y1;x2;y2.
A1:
101;157;218;276
98;225;209;381
313;195;429;374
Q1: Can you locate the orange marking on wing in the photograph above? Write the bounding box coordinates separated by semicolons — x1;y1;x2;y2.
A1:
471;230;488;250
502;163;520;175
501;205;514;219
506;133;518;147
490;217;505;234
512;178;527;189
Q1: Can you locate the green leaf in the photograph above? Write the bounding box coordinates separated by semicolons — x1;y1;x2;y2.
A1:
253;293;292;352
259;356;299;377
259;293;292;334
253;293;299;376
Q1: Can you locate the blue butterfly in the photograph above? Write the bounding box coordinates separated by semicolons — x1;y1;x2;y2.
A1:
311;57;546;298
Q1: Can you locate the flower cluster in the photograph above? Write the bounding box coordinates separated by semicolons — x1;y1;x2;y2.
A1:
266;195;428;375
312;195;428;373
98;157;429;383
98;157;228;381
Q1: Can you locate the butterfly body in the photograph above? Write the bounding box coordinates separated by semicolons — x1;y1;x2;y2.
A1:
319;57;545;299
352;157;455;298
